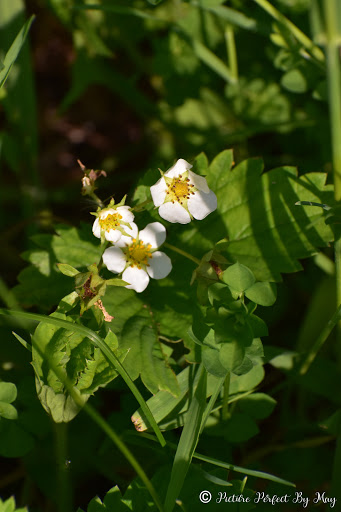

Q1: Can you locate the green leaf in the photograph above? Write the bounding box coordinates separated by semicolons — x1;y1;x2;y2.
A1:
281;68;308;93
31;305;127;422
0;382;17;403
120;316;180;396
239;393;276;419
219;340;245;372
222;262;256;293
57;263;80;277
245;282;277;306
0;402;17;420
0;15;35;89
13;224;102;310
164;366;207;512
202;345;229;378
0;496;28;512
224;412;259;442
175;150;334;282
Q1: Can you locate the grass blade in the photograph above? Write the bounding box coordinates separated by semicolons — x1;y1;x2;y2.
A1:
164;364;207;512
0;15;35;89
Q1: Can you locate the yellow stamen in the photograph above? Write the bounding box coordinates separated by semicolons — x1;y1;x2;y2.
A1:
99;213;123;232
126;240;153;267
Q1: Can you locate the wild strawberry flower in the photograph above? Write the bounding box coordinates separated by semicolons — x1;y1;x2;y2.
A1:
102;222;172;293
150;158;217;224
92;202;137;244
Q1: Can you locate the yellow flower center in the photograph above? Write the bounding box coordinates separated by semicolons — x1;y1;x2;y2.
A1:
127;239;153;269
166;175;195;205
99;213;123;232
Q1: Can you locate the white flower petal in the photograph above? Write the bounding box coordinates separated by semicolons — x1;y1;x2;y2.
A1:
122;266;150;293
103;247;126;273
150;177;167;207
188;170;210;193
158;202;191;224
188;190;217;220
139;222;166;249
147;251;172;279
116;205;134;223
92;218;101;238
114;222;138;247
164;158;192;178
105;229;122;243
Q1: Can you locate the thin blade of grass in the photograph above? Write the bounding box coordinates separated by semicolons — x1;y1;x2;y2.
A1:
164;364;207;512
12;331;32;352
0;14;35;89
0;308;166;447
139;432;296;487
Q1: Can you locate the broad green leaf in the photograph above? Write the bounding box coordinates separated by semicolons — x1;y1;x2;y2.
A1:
281;68;308;93
120;316;180;396
202;345;229;378
31;307;127;422
0;402;18;420
0;15;35;89
13;224;102;309
219;340;245;372
175;150;334;282
0;381;17;403
245;282;277;306
239;393;276;419
222;262;256;293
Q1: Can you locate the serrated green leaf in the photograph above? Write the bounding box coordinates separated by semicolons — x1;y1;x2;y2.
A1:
245;282;277;306
13;224;102;310
120;316;180;396
222;262;256;293
176;150;334;282
0;382;17;403
31;303;127;422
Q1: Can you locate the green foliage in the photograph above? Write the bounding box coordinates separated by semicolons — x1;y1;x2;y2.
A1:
0;381;17;420
0;497;27;512
31;293;128;422
0;15;35;90
173;150;334;282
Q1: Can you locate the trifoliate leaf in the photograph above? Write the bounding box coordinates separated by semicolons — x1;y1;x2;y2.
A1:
245;281;277;306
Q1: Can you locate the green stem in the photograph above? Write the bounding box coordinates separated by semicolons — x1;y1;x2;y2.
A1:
222;372;231;421
323;0;341;354
225;25;238;83
131;198;153;212
253;0;325;64
164;243;201;265
83;402;164;512
89;192;104;209
299;304;341;375
54;422;72;512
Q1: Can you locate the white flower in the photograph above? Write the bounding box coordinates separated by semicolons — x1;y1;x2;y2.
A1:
102;222;172;293
150;159;217;224
92;205;137;244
